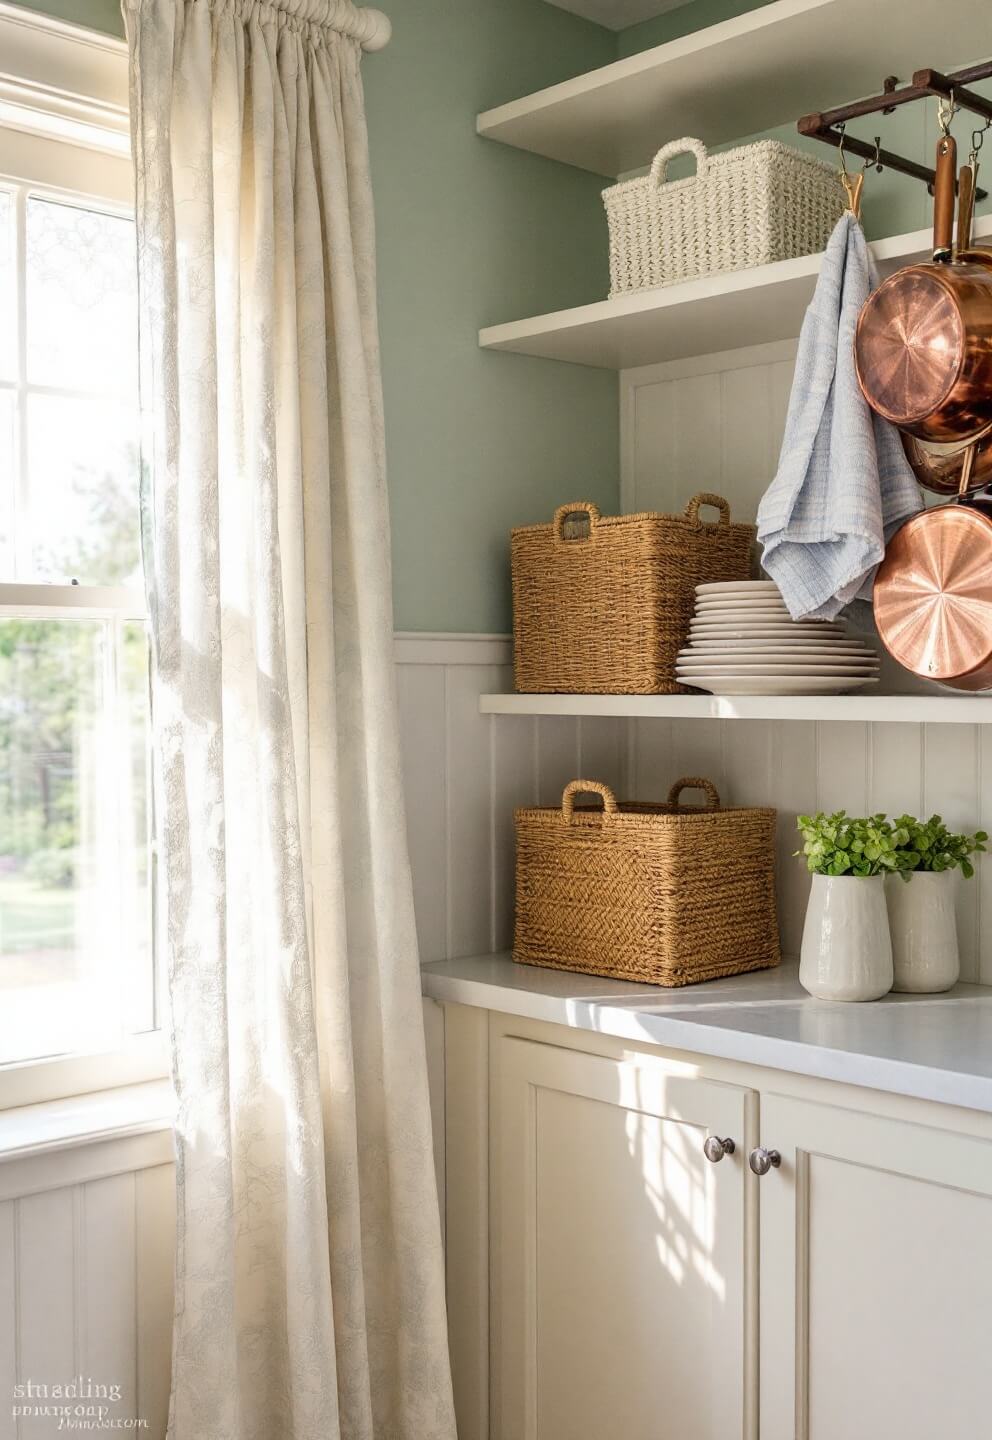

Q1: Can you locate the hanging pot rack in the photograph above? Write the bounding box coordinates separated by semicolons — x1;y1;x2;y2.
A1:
798;62;992;200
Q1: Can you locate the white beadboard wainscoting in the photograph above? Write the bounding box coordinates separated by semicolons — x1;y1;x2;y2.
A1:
394;634;628;964
0;1126;175;1439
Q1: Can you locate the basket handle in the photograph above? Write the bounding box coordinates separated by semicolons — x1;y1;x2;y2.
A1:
667;776;721;810
562;780;618;822
650;137;709;188
553;501;601;546
684;492;731;527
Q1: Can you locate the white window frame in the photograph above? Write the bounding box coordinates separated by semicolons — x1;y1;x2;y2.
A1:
0;2;167;1110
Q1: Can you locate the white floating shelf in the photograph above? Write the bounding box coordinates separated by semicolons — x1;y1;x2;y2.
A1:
480;693;992;724
542;0;688;31
480;213;992;369
479;0;989;176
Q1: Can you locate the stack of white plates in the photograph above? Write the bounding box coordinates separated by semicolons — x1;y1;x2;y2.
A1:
677;581;880;695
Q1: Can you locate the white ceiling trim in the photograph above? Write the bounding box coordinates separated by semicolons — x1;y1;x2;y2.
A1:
0;1;128;158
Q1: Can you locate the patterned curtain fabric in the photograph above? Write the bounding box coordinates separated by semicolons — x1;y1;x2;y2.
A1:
124;4;456;1436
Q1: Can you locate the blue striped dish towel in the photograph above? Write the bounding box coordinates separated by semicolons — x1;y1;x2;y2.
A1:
756;212;923;620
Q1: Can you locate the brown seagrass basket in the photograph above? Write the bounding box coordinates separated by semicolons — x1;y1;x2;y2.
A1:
514;778;780;988
511;493;754;694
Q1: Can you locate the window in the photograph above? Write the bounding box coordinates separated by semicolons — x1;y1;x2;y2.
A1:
0;175;158;1092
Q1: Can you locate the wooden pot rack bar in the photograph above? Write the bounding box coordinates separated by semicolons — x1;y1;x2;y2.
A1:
799;61;992;200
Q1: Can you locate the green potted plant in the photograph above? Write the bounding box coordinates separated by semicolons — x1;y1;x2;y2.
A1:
885;816;987;993
795;812;908;1001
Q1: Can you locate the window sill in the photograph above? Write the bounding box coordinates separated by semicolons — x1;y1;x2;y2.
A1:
0;1078;175;1162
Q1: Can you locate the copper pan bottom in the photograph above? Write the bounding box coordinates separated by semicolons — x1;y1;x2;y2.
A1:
874;506;992;689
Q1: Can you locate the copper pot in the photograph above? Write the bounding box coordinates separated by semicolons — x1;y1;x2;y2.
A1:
855;135;992;444
874;493;992;691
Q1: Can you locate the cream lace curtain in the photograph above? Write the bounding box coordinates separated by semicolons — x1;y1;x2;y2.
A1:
125;3;456;1436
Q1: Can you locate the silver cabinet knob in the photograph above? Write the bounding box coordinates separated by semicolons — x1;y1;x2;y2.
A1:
748;1147;781;1176
703;1135;735;1163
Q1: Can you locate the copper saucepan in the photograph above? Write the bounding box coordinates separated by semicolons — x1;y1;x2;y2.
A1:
898;162;992;495
856;134;992;444
874;486;992;691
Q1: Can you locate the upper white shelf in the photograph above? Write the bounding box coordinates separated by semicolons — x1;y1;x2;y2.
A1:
542;0;688;31
479;0;990;177
479;213;992;369
480;693;992;724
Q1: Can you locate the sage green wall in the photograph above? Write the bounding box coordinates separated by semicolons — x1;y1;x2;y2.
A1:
12;0;124;34
364;1;618;633
10;0;620;634
618;0;764;55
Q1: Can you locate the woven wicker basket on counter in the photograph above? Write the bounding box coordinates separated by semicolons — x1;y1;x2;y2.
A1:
514;778;780;988
511;493;754;694
602;137;845;297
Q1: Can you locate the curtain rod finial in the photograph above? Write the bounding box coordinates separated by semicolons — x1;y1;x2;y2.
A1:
361;8;391;51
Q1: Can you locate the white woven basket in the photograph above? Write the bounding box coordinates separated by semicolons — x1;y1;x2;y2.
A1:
603;137;846;297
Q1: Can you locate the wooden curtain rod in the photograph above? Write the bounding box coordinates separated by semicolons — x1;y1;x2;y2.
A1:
798;60;992;200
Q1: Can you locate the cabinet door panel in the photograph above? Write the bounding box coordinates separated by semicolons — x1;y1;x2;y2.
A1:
494;1037;754;1440
760;1094;992;1440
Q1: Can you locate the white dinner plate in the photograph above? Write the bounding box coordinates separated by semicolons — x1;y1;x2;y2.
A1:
695;581;781;595
689;615;844;627
677;662;879;676
678;654;878;667
692;609;798;621
679;675;880;695
693;600;792;613
688;624;847;638
681;642;875;656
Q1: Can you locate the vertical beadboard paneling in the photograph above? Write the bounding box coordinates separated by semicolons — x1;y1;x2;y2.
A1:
620;340;799;519
492;705;537;955
134;1164;175;1439
396;662;448;964
628;716;672;800
718;719;773;808
0;1144;174;1440
768;722;817;959
536;716;581;807
17;1188;76;1388
394;638;629;961
81;1174;137;1417
445;663;502;959
671;372;723;506
0;1202;14;1436
869;724;924;820
719;366;774;522
924;725;982;981
814;721;869;816
631;369;675;508
668;717;728;802
576;716;626;796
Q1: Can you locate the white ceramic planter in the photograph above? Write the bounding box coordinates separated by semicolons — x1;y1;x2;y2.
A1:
799;873;893;1002
885;869;960;993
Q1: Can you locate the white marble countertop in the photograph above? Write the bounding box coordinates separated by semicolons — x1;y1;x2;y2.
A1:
421;953;992;1114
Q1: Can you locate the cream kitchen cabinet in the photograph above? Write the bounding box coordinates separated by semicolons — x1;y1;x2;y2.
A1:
757;1091;992;1440
491;1033;757;1440
436;997;992;1440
